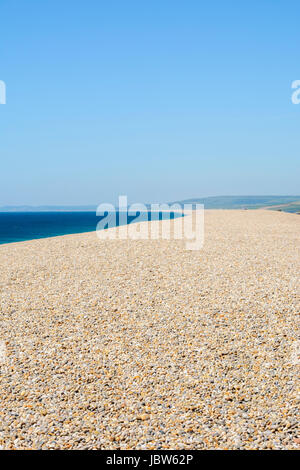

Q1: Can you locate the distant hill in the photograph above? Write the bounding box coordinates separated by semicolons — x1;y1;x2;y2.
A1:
1;196;300;213
172;196;300;212
0;205;97;212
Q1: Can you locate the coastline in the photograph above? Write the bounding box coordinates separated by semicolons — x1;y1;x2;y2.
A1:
0;207;298;247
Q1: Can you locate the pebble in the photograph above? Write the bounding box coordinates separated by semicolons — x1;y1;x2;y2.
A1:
0;210;299;449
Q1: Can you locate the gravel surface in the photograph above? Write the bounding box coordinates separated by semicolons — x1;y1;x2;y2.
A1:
0;210;299;449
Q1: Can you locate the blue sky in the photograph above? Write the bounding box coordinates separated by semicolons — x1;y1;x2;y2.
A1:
0;0;299;205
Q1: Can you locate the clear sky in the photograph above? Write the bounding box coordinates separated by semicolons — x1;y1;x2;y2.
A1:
0;0;299;205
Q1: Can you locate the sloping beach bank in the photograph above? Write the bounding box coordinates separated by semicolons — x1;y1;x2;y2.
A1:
0;210;299;449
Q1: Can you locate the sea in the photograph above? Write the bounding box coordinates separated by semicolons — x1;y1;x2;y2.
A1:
0;211;180;245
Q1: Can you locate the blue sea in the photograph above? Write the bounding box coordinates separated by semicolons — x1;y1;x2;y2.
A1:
0;211;180;245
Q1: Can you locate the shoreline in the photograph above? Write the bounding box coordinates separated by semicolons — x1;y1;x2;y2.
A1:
0;208;298;248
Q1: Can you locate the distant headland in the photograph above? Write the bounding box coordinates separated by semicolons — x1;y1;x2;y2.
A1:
1;196;300;213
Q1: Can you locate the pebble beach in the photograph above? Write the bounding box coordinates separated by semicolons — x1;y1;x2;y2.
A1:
0;209;299;450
